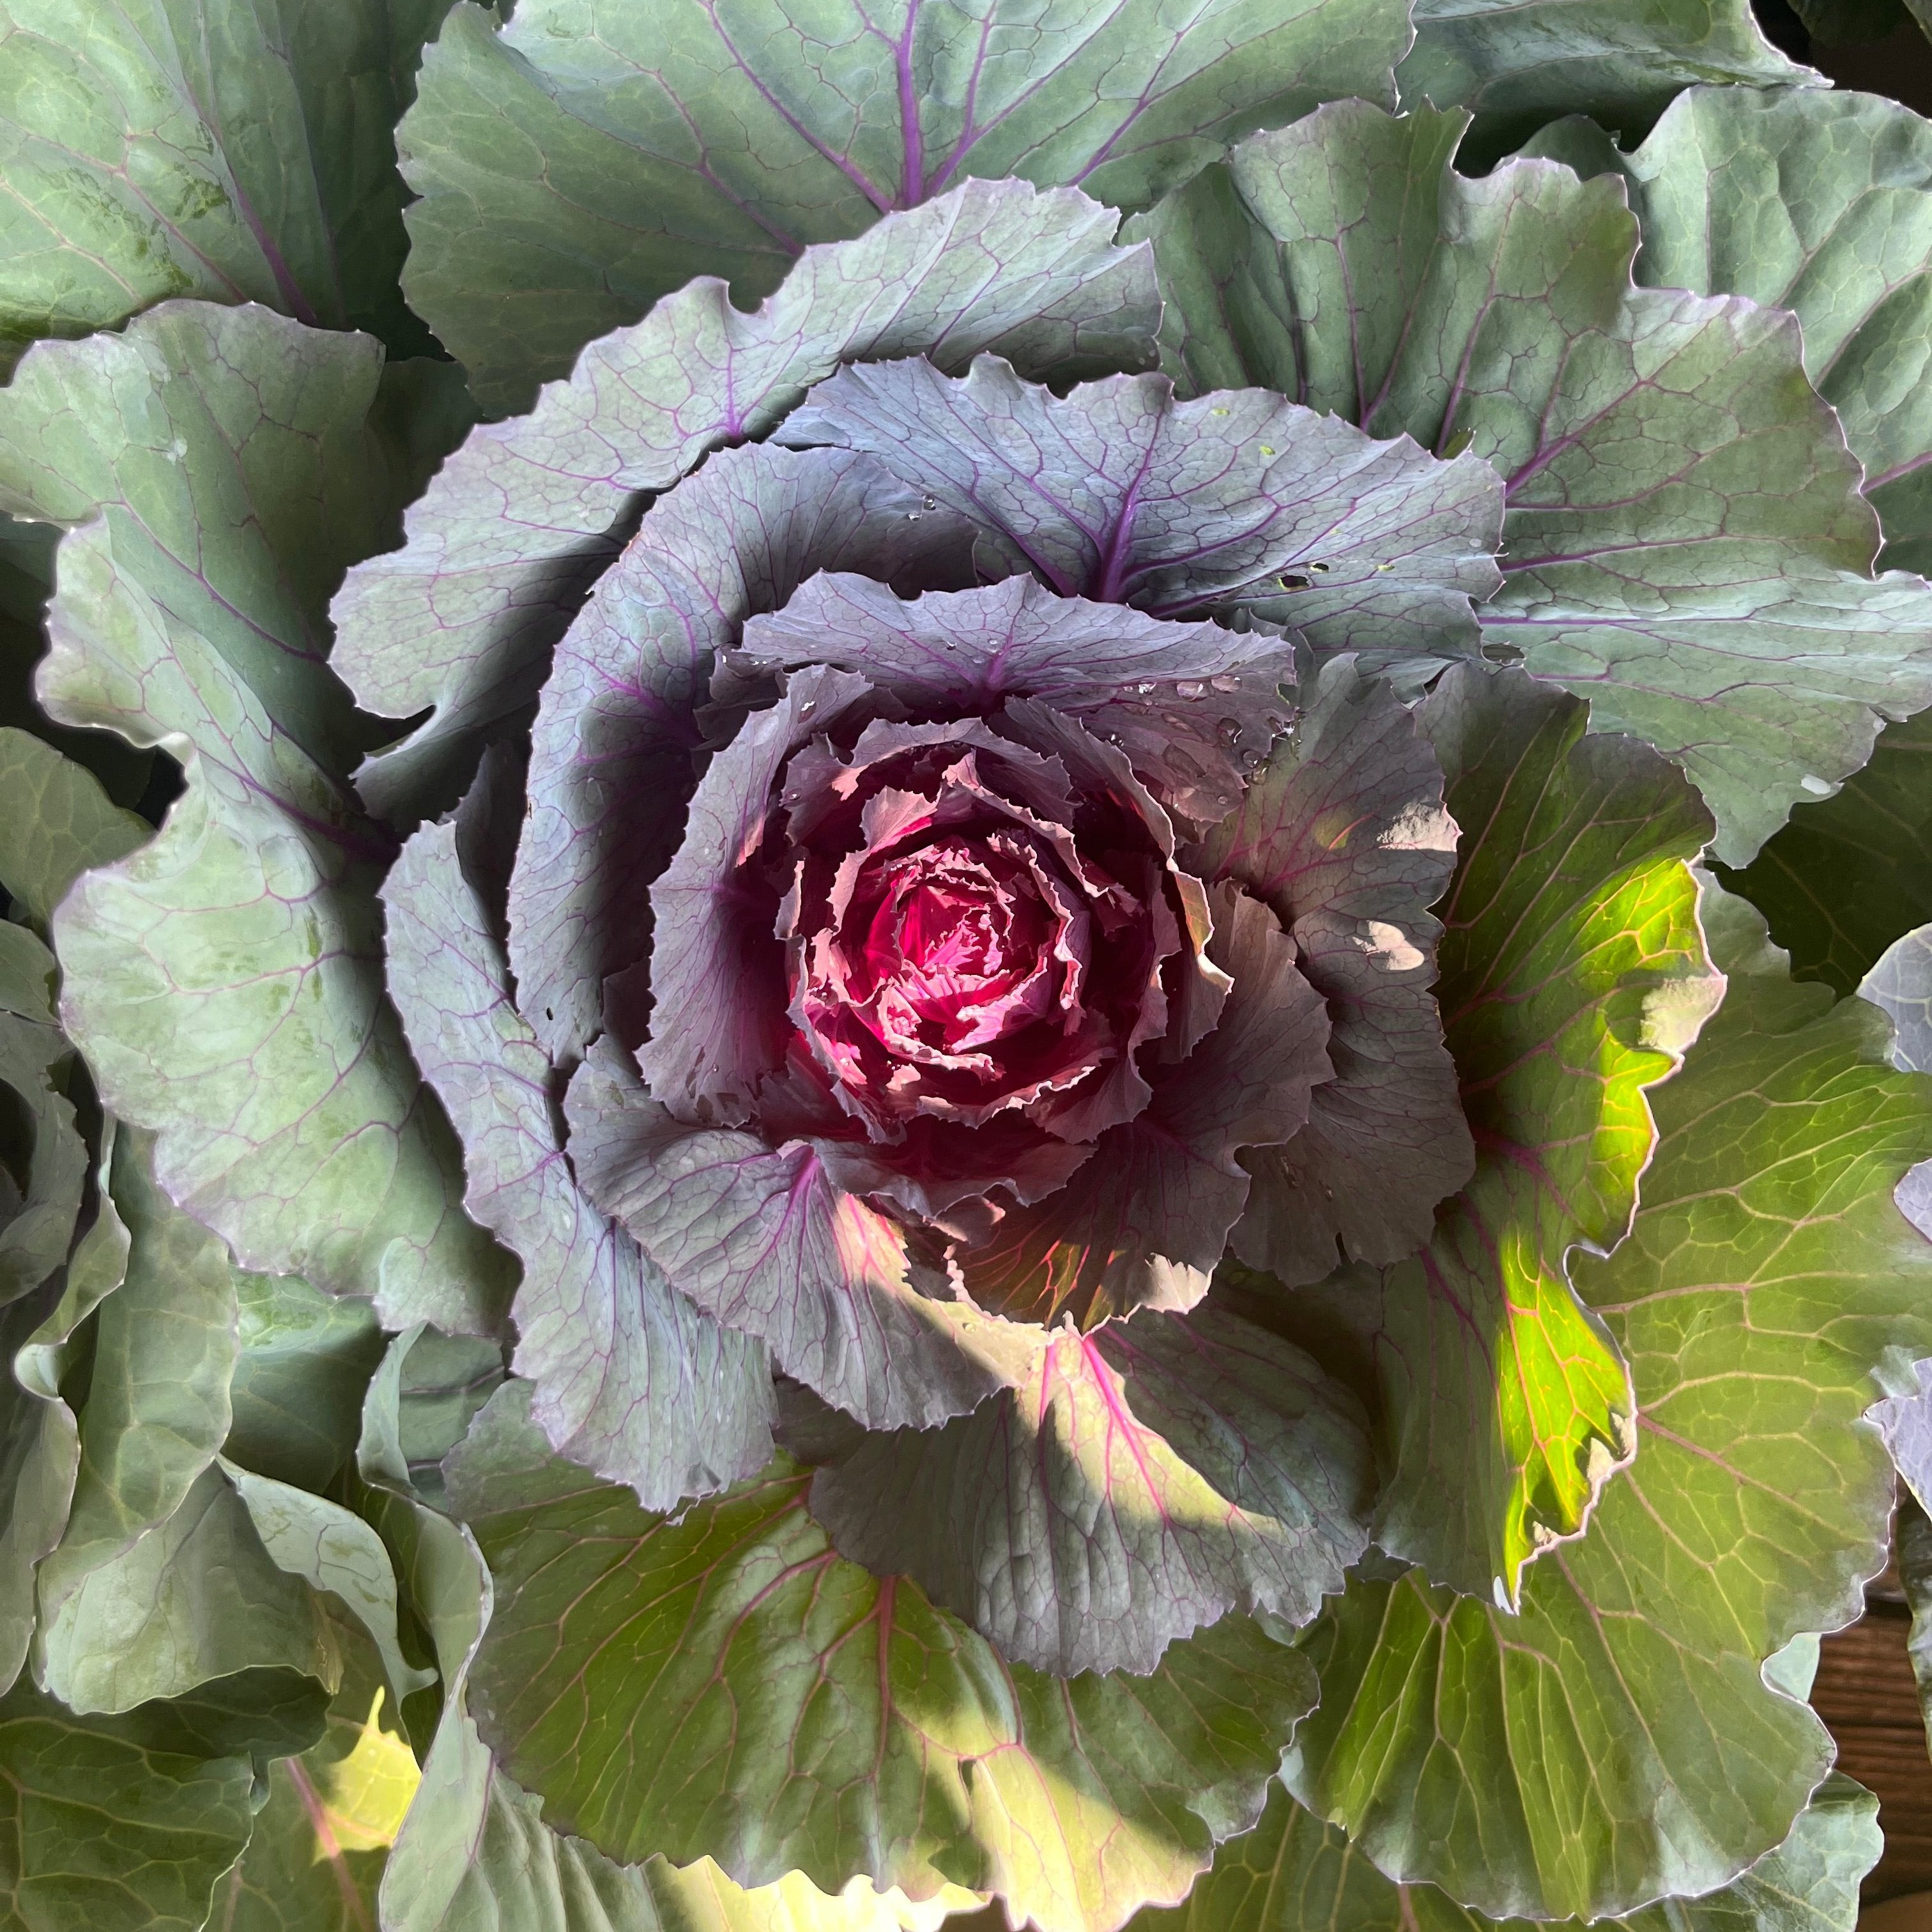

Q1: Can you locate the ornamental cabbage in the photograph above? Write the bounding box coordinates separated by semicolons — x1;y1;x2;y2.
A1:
4;6;1932;1932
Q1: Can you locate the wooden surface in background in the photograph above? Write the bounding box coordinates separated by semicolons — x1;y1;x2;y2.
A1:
1816;1602;1932;1904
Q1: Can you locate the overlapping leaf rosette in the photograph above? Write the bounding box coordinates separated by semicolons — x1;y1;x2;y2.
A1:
8;63;1932;1932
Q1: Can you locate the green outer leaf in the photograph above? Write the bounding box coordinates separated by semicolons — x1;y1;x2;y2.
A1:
0;726;146;928
397;0;1406;413
1131;103;1932;864
0;1676;256;1932
1617;86;1932;573
222;1458;438;1706
1124;103;1634;435
1344;664;1716;1602
0;1286;66;1696
456;1379;1319;1932
3;1124;132;1694
0;302;514;1333
1720;708;1932;997
224;1271;386;1492
0;0;458;376
212;1621;422;1932
38;1460;341;1718
1396;0;1807;165
0;512;155;810
33;1128;238;1662
356;1320;503;1512
332;177;1160;827
354;1331;988;1932
1486;286;1932;866
0;923;87;1310
30;1126;340;1719
1124;1770;1878;1932
1283;882;1932;1919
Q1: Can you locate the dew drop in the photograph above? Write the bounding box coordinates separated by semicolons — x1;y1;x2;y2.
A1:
1216;717;1243;747
1209;674;1239;694
1174;680;1209;699
906;510;922;521
922;494;938;510
1133;682;1158;695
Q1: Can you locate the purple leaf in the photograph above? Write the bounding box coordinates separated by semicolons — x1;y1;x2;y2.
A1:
509;441;978;1064
957;888;1332;1328
737;572;1296;827
780;353;1502;689
632;665;873;1126
810;1303;1372;1676
381;794;773;1508
566;1039;1040;1430
330;180;1159;829
1190;654;1471;1284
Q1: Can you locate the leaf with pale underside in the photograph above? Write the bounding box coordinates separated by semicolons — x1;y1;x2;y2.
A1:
1130;102;1932;864
1124;1770;1878;1932
332;178;1159;826
31;1130;240;1668
382;799;778;1505
224;1273;386;1492
809;1303;1372;1676
0;922;86;1312
0;302;512;1334
1191;655;1468;1285
513;440;977;1065
1283;882;1932;1920
0;0;459;377
222;1460;437;1709
451;1377;1319;1932
778;353;1501;688
395;0;1407;412
27;1128;342;1724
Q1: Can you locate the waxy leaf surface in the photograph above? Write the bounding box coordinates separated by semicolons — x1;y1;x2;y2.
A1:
0;0;456;376
396;0;1405;411
383;804;777;1505
1125;1770;1877;1932
810;1304;1373;1676
333;180;1159;825
0;303;511;1333
1131;103;1932;863
454;1380;1319;1932
1284;884;1932;1919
